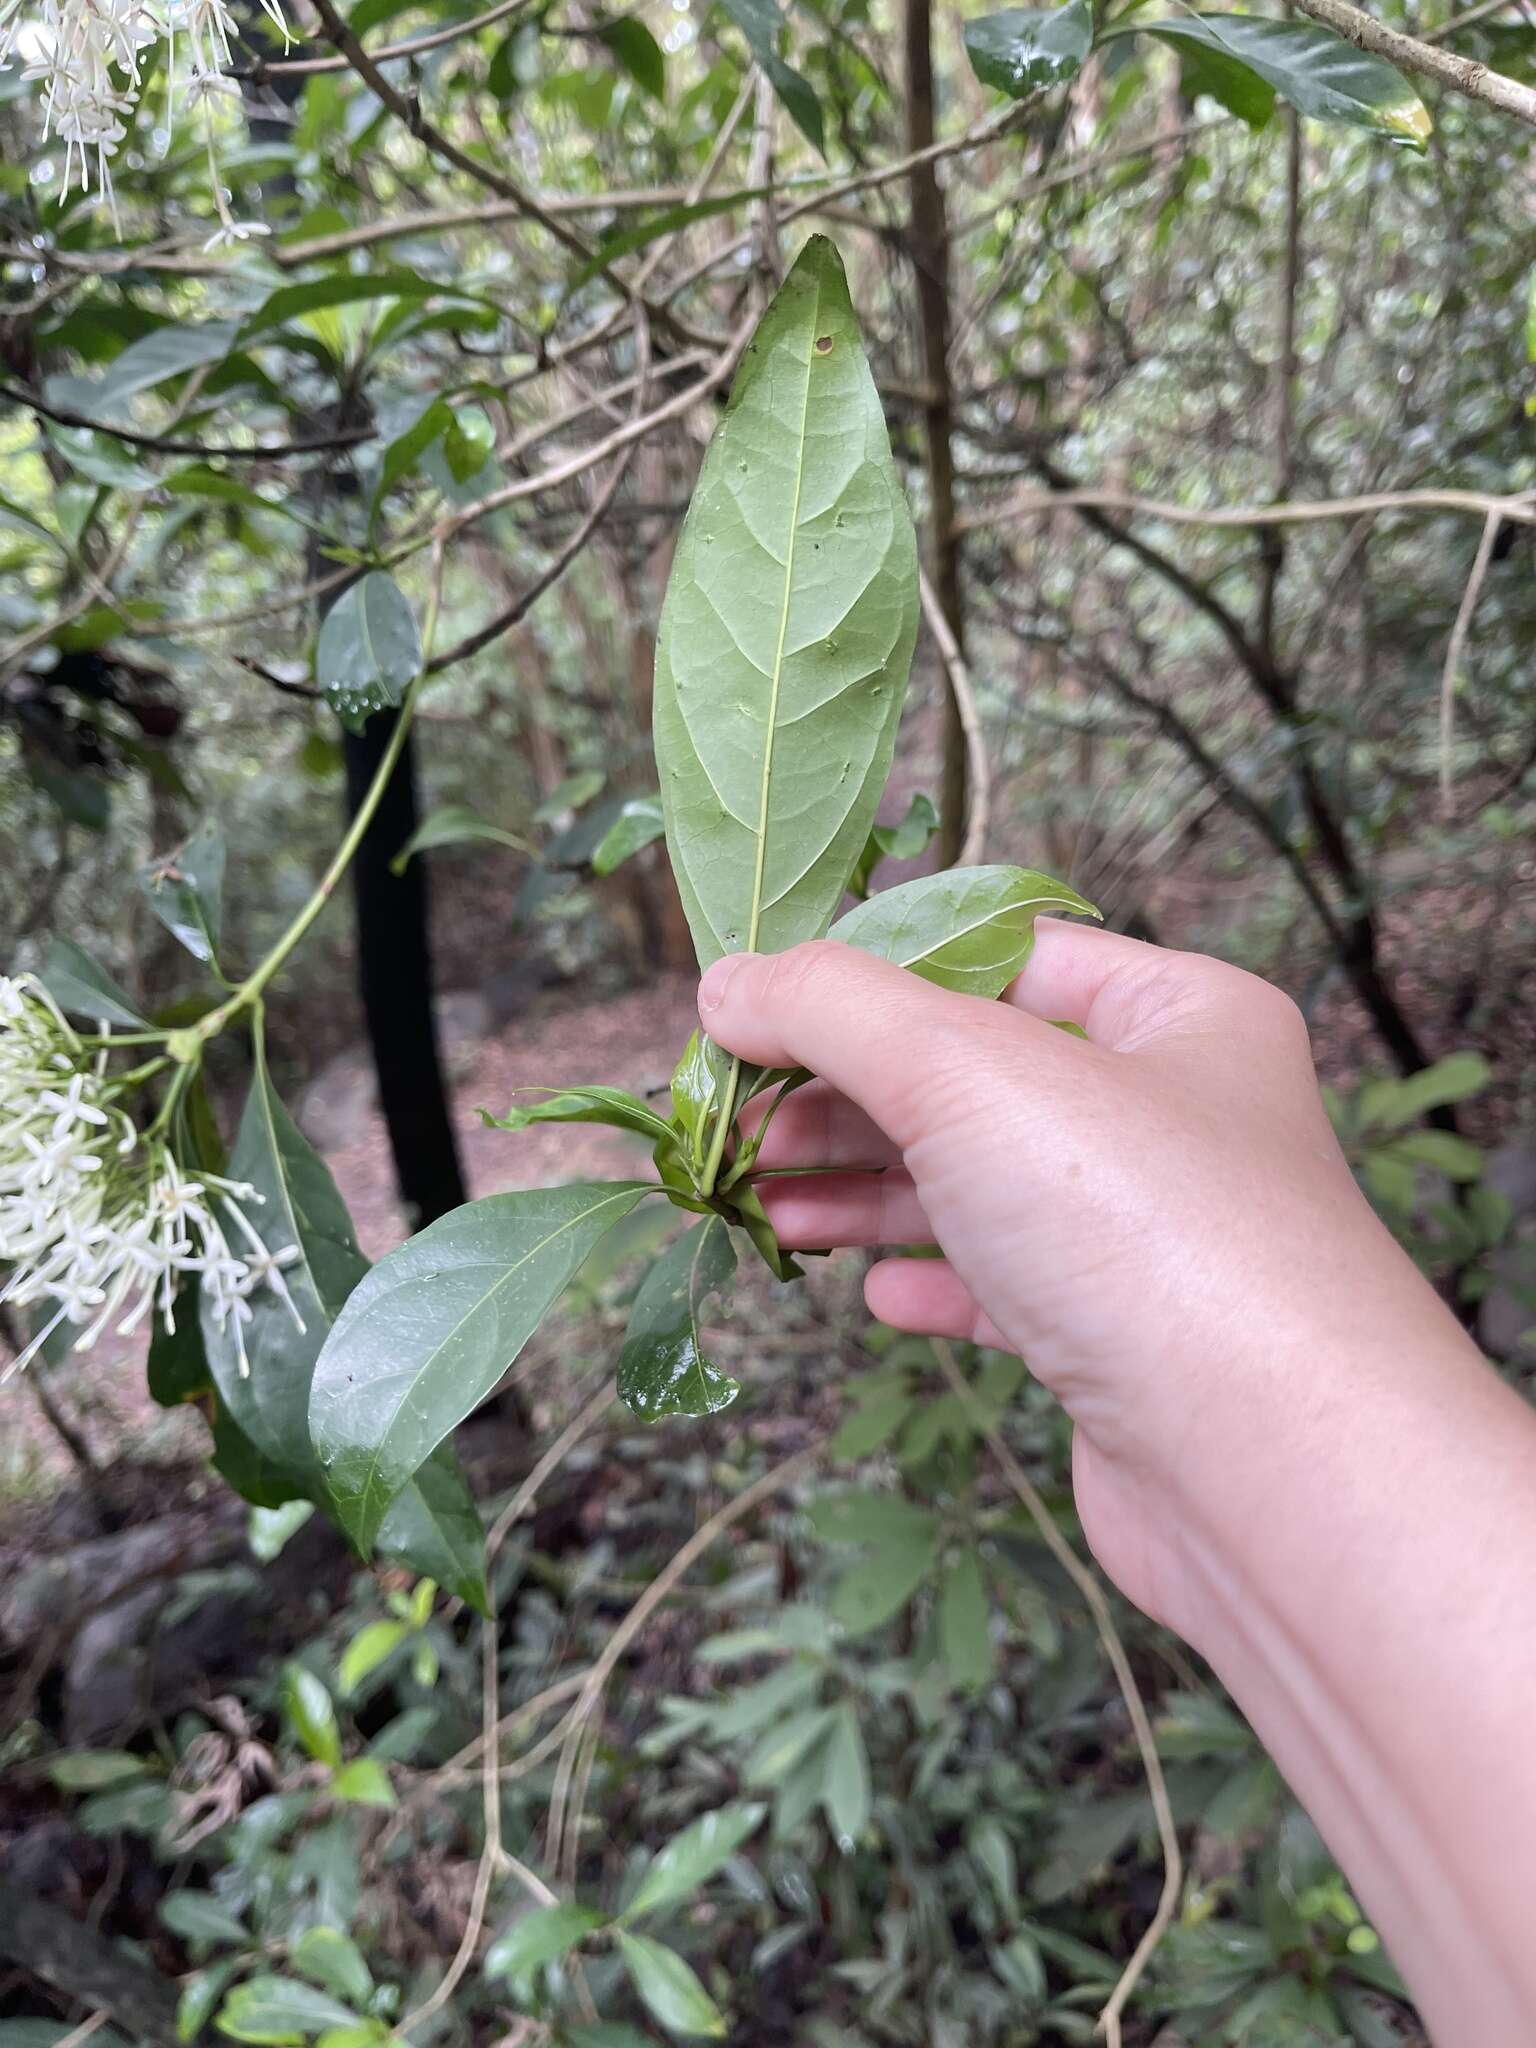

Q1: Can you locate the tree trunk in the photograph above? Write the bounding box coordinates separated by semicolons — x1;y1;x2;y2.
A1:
342;714;467;1228
903;0;969;865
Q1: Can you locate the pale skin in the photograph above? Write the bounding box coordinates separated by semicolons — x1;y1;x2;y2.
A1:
698;920;1536;2047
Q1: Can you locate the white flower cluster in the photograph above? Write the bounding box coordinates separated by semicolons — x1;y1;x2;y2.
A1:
0;0;290;233
0;975;303;1382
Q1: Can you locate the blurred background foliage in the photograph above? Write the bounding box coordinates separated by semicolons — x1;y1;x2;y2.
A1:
2;0;1534;2038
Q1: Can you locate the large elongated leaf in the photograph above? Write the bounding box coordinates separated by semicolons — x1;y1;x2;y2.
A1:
963;1;1092;98
376;1443;490;1615
1127;16;1429;143
624;1801;766;1921
653;236;918;971
618;1218;739;1421
389;803;531;873
203;1042;369;1480
309;1183;654;1550
829;865;1098;999
718;0;823;153
484;1903;608;1985
615;1932;726;2040
95;322;242;403
315;572;421;734
41;936;147;1029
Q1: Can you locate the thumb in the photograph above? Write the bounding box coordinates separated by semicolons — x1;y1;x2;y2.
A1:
697;939;1055;1148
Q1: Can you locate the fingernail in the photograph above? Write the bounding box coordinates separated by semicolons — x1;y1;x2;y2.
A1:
699;951;753;1013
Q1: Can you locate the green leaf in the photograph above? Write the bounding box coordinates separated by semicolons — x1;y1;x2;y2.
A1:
718;0;823;151
42;421;158;491
534;768;607;821
389;802;532;873
653;235;917;969
309;1182;654;1551
625;1802;766;1921
159;1891;251;1948
138;819;225;968
216;1976;362;2045
1127;16;1430;144
830;865;1098;998
939;1548;993;1688
202;1039;368;1484
593;795;666;875
569;190;773;290
484;1902;608;1983
164;467;314;530
376;1442;491;1616
807;1490;940;1546
967;1815;1018;1917
329;1759;396;1808
599;15;666;98
296;1925;376;2007
338;1620;411;1695
848;791;940;898
95;322;242;402
1386;1130;1484;1180
41;935;147;1028
1372;1050;1490;1125
315;573;422;734
211;1408;311;1511
179;1961;245;2044
282;1665;342;1768
615;1931;726;2039
619;1218;740;1421
48;1750;151;1791
292;1931;373;2011
148;1287;213;1406
743;1703;837;1786
820;1703;870;1850
482;1085;675;1147
830;1386;912;1459
443;406;495;483
237;273;442;344
963;1;1092;98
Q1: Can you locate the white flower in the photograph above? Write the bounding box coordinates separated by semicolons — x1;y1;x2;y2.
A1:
0;975;304;1382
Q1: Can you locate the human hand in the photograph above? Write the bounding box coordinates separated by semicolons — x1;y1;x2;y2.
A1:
700;920;1468;1636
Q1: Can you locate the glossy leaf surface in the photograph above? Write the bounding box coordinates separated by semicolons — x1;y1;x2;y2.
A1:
830;864;1099;999
376;1443;490;1615
484;1903;608;1984
309;1182;654;1549
718;0;823;152
315;572;421;734
653;236;918;970
1128;16;1430;143
624;1801;766;1920
619;1218;739;1421
963;0;1092;97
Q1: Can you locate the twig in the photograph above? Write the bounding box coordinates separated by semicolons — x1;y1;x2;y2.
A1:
1438;508;1502;817
930;1342;1181;2048
1285;0;1536;125
274;188;696;267
49;2013;112;2048
483;1379;619;1559
1424;0;1521;36
918;566;990;865
0;380;374;460
237;0;539;77
542;1448;817;1874
959;484;1536;534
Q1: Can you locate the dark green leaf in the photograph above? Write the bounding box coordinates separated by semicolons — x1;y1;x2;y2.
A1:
164;467;314;529
42;421;158;491
138;819;225;968
41;936;147;1028
619;1218;740;1421
939;1548;993;1688
1126;16;1430;144
599;15;666;98
848;791;940;897
389;803;531;873
309;1182;655;1551
820;1703;870;1849
210;1405;312;1510
376;1442;490;1616
237;273;442;343
484;1903;607;1983
963;1;1092;98
148;1281;213;1406
829;864;1098;998
96;322;242;402
719;0;823;150
727;1179;804;1282
615;1931;726;2039
282;1665;342;1768
179;1960;245;2044
315;573;421;734
49;1751;151;1791
482;1085;675;1147
592;795;666;875
625;1801;766;1920
159;1891;252;1947
654;237;915;967
203;1039;368;1483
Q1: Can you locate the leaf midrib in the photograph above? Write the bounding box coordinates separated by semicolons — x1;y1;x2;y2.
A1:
745;280;821;952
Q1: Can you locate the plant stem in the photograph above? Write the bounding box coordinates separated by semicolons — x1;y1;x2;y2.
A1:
697;1052;741;1197
175;552;446;1060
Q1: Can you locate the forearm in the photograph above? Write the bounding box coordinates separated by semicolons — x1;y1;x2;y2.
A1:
1174;1315;1536;2045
